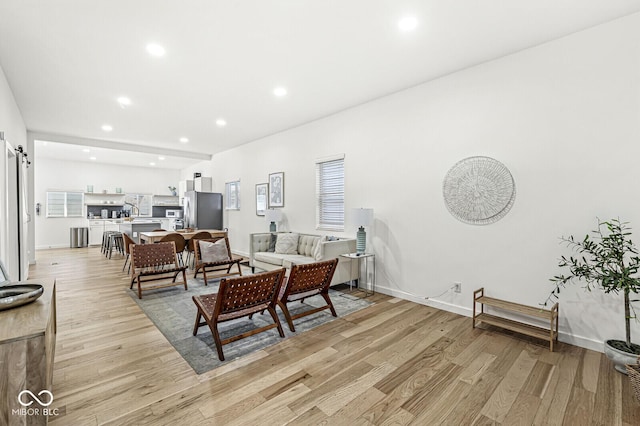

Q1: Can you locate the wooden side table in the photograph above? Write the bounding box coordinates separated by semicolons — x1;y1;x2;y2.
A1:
340;252;375;296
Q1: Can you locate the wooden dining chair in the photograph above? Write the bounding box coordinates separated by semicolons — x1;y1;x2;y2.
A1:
129;241;188;299
159;233;187;266
277;258;338;332
192;268;286;361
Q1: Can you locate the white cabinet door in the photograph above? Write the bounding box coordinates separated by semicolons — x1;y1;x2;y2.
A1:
104;222;119;232
89;225;103;246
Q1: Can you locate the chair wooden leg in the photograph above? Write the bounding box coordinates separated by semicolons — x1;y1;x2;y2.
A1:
193;310;203;335
277;300;296;332
268;305;286;337
193;264;200;279
322;292;337;317
208;321;225;361
237;262;243;276
181;270;188;290
202;268;208;286
138;280;143;299
122;254;129;272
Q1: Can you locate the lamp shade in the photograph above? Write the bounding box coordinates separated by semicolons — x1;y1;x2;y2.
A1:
352;208;373;227
265;209;283;223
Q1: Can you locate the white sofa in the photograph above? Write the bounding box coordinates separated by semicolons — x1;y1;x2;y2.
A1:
249;232;358;286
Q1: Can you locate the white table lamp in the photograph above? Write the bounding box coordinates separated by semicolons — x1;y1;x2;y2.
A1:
353;208;373;253
265;209;283;232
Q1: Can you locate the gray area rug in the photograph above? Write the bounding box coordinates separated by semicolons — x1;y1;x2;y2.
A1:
129;275;372;374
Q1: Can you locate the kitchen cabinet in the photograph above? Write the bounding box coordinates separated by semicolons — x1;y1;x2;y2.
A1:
124;194;152;217
119;221;162;243
88;220;122;246
89;220;104;246
179;180;194;198
153;195;179;206
194;177;212;192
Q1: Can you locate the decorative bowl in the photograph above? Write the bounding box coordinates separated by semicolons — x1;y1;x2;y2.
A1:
0;284;44;311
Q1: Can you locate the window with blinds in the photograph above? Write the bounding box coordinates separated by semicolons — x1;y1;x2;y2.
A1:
316;156;345;231
46;191;84;217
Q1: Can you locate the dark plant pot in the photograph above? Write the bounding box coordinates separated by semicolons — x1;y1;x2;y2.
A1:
604;339;640;374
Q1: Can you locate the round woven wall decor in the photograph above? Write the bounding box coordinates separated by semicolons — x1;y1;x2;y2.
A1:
443;156;515;225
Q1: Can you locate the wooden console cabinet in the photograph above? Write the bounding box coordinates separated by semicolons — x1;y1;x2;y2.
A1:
0;280;56;425
473;287;558;351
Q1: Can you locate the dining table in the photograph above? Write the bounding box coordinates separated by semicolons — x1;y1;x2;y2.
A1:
139;229;227;244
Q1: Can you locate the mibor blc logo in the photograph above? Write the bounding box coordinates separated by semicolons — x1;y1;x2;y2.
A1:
12;390;59;418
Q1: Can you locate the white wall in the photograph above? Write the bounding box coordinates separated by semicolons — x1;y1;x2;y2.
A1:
0;65;27;280
34;157;180;248
181;13;640;352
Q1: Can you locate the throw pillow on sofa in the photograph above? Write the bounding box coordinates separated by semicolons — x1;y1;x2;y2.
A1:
313;235;327;260
199;239;230;262
275;233;299;254
267;233;277;252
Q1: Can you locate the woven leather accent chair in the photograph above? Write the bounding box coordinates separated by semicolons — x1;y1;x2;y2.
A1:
193;237;242;285
277;258;338;332
185;231;212;267
192;268;286;361
159;233;187;266
130;241;188;299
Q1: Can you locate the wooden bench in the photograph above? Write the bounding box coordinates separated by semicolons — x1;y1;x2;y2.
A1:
473;287;559;351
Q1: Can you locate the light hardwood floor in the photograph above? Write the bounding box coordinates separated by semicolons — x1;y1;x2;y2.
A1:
27;247;640;425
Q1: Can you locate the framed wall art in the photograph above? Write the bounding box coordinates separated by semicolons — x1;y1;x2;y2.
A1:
255;183;268;216
268;172;284;208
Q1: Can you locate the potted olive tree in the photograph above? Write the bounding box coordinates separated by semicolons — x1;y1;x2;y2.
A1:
546;218;640;373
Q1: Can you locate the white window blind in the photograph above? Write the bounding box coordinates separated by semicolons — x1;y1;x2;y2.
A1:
46;191;84;217
316;156;345;231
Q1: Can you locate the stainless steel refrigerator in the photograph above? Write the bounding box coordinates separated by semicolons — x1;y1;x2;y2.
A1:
183;191;223;229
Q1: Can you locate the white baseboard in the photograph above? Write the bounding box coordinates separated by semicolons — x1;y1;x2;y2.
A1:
375;284;605;354
36;244;73;250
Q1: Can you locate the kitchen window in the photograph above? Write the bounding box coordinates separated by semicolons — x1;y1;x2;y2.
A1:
316;154;345;231
46;191;84;217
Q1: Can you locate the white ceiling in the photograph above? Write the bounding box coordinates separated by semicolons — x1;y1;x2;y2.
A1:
1;1;640;167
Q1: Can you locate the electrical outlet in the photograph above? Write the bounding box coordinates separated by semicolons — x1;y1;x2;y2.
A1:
454;282;461;293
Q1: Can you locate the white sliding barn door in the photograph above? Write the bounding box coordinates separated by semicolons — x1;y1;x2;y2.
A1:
1;137;19;280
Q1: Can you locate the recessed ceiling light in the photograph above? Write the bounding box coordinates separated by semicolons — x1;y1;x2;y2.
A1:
146;43;165;57
149;162;156;166
158;156;165;160
82;148;90;153
216;118;227;127
117;96;131;108
398;16;418;32
101;124;113;132
179;137;189;143
273;86;287;97
89;156;96;161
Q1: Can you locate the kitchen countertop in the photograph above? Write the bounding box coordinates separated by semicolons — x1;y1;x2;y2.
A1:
87;217;170;221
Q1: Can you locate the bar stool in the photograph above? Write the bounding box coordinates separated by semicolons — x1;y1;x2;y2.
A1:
108;232;124;259
102;231;117;256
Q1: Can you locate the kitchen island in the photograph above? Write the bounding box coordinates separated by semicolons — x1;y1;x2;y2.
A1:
119;221;162;243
